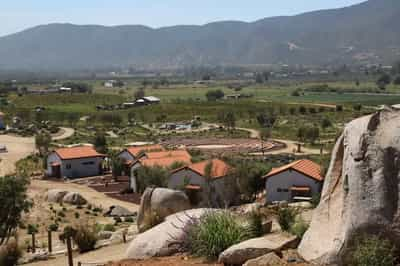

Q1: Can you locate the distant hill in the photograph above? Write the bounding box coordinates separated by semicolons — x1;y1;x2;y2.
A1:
0;0;399;71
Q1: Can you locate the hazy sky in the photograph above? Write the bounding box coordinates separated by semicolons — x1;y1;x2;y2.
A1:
1;0;366;37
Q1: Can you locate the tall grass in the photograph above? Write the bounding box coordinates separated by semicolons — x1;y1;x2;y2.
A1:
186;211;249;258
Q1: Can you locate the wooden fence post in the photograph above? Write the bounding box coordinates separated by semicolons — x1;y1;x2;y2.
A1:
66;236;74;266
31;233;36;253
48;230;52;253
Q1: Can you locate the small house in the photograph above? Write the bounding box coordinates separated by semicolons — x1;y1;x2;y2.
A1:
129;150;192;193
118;144;165;163
0;112;5;130
47;146;106;179
262;159;324;203
136;96;160;105
169;159;235;207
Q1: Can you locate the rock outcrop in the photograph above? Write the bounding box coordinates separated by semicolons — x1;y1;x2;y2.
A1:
126;208;212;260
45;189;67;203
137;187;191;232
243;253;287;266
218;232;299;265
105;205;136;217
299;108;400;265
62;192;87;205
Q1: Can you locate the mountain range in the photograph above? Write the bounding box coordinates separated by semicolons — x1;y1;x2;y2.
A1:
0;0;399;71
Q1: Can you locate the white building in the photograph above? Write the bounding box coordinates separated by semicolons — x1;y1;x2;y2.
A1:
46;146;106;179
262;159;324;203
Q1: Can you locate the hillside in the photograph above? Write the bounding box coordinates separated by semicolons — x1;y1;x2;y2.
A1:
0;0;399;71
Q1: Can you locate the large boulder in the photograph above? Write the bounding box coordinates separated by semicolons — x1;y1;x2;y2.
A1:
45;189;67;203
105;205;136;217
126;208;212;260
137;187;191;232
299;108;400;265
243;253;287;266
218;232;299;265
62;192;87;205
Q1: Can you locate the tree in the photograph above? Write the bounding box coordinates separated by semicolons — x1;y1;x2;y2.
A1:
224;111;236;131
393;76;400;85
377;73;391;90
35;131;52;156
255;73;264;84
92;131;107;154
206;89;224;101
262;71;270;82
134;88;145;99
135;166;168;193
321;117;332;130
297;126;307;142
306;126;320;144
256;113;276;128
0;176;32;245
62;82;92;93
353;104;362;111
260;128;271;156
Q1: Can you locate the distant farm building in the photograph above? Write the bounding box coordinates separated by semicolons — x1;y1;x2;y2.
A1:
46;146;106;179
169;159;235;207
118;144;165;163
262;159;324;203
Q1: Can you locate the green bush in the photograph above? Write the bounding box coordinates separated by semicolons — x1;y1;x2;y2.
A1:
124;217;134;223
0;241;22;266
73;225;98;253
350;235;396;266
277;207;296;231
113;217;122;224
102;224;116;232
187;211;249;258
289;218;309;239
74;212;80;219
246;211;264;238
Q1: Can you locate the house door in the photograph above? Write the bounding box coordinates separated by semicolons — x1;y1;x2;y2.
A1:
51;164;61;178
185;186;202;206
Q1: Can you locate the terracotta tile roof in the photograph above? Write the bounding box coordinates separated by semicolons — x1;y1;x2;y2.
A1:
144;150;191;161
172;159;230;179
263;159;323;182
139;156;191;168
55;146;106;160
125;144;165;157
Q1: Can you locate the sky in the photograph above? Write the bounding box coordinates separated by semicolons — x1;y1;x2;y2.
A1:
1;0;367;37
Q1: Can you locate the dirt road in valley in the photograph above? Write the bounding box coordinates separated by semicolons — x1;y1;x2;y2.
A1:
0;135;35;176
51;127;75;140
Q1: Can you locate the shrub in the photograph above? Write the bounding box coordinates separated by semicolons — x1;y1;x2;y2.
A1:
73;225;98;253
74;212;80;219
113;217;122;224
187;211;249;258
102;224;116;232
311;193;321;208
246;211;264;238
277;207;296;231
350;235;396;266
92;207;103;213
57;211;65;218
289;218;309;239
48;223;59;232
0;241;22;266
124;217;134;223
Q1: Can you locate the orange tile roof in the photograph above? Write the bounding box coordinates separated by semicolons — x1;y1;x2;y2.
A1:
263;159;323;182
139;156;192;168
125;144;165;157
55;146;106;160
173;159;230;179
144;150;191;161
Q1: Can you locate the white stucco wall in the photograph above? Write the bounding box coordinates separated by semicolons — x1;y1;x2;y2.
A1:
265;169;322;203
47;152;104;179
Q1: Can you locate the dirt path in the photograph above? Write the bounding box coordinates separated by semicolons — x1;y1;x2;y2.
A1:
29;180;139;213
26;242;130;266
52;127;75;141
0;135;35;176
237;127;327;155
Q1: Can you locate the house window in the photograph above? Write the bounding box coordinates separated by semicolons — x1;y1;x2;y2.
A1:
82;161;95;165
277;188;289;193
66;164;71;169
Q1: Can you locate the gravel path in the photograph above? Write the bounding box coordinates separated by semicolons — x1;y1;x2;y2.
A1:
0;134;35;176
52;127;75;140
